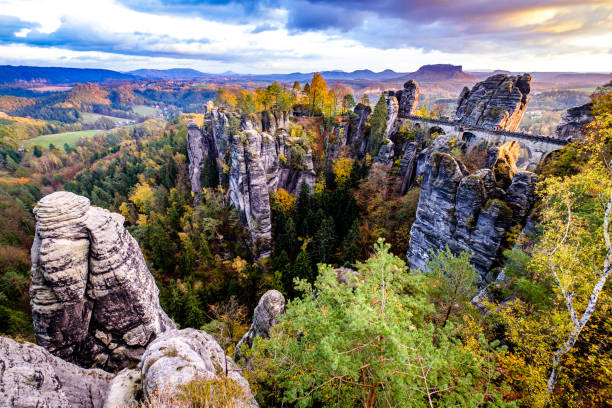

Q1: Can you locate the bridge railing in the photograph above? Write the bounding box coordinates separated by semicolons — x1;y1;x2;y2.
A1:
401;115;567;146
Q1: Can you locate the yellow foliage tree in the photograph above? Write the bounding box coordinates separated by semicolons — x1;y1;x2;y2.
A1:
308;72;327;115
271;188;295;215
129;182;155;214
332;157;354;189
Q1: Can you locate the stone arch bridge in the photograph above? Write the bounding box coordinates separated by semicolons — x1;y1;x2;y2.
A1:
400;115;567;167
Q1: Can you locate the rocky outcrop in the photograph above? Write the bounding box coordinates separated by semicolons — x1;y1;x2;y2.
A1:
354;103;372;154
188;111;316;256
275;130;316;194
260;110;290;135
384;93;399;139
141;328;258;408
398;142;418;194
30;191;175;372
235;290;285;359
0;336;113;408
229;129;275;256
395;80;419;118
407;152;537;279
455;73;531;131
187;120;215;200
555;102;593;141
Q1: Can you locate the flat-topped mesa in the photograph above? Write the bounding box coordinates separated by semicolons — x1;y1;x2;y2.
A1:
455;73;531;131
30;191;175;372
555;102;594;141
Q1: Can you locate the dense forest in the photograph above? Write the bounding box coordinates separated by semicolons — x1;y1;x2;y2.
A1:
0;72;610;408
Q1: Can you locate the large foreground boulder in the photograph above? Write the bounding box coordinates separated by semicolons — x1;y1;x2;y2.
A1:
0;337;113;408
141;328;258;408
30;191;175;372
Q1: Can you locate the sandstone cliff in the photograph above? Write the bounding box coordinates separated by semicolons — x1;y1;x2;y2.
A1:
407;151;537;279
188;111;315;257
455;73;531;131
555;102;593;141
30;191;175;371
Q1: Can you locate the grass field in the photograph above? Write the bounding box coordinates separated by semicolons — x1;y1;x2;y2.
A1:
133;105;161;116
569;87;597;93
79;111;132;125
22;130;101;149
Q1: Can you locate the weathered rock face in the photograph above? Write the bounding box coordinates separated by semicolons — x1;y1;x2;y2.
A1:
235;290;285;359
187;120;214;200
354;103;372;154
30;191;175;372
555;102;593;141
275;130;316;194
395;80;419;118
407;152;537;279
0;336;113;408
141;328;258;408
229;129;275;256
260;110;289;135
455;73;531;131
384;93;399;139
188;112;315;256
398;142;418;194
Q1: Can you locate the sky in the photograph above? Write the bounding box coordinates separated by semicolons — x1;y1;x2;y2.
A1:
0;0;611;74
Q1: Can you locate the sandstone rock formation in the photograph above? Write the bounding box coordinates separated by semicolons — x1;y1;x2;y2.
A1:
103;368;141;408
188;112;315;256
141;328;258;408
235;290;285;359
229;129;276;255
455;73;531;131
354;103;372;154
30;191;175;371
555;102;593;141
187;120;214;201
395;80;419;118
0;336;113;408
384;92;399;139
398;142;418;194
407;152;537;279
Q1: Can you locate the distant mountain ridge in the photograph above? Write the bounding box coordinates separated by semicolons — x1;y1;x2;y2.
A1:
127;68;215;80
1;64;609;89
0;65;136;84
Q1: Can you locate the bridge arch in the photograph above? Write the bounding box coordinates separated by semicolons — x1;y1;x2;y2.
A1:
428;126;446;138
462;131;477;143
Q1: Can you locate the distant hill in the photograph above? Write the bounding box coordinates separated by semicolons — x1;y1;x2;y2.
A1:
127;68;212;80
0;65;136;84
127;68;407;83
396;65;478;82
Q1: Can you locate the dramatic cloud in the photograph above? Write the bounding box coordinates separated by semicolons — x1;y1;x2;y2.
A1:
0;0;610;72
0;15;39;38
